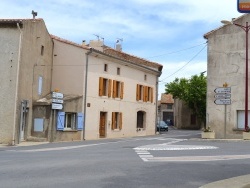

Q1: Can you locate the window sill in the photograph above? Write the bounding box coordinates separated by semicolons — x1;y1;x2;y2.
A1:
112;129;121;132
63;129;78;132
232;128;245;131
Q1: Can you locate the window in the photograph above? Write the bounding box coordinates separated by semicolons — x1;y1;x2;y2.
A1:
136;84;153;103
41;45;44;56
117;67;120;75
104;64;108;72
57;112;83;131
112;112;122;130
99;77;124;99
112;80;124;99
99;77;112;97
144;74;147;81
167;104;173;109
136;84;144;101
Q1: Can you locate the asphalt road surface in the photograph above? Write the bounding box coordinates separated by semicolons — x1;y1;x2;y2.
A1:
1;128;250;188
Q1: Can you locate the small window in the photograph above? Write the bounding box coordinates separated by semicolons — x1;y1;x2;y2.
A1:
104;64;108;72
57;112;83;131
117;67;120;75
144;74;147;81
41;45;44;56
167;104;173;109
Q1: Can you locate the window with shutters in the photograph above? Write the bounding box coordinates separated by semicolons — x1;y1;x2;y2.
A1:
57;112;83;131
99;77;112;97
112;80;124;99
136;84;153;103
111;112;122;130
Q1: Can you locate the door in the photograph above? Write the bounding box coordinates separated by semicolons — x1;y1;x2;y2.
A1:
19;100;28;143
99;112;106;138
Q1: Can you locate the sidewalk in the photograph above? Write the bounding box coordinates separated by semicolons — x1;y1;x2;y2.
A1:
200;174;250;188
0;141;49;147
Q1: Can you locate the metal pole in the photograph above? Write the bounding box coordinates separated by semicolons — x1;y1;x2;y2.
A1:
245;22;249;132
224;104;227;138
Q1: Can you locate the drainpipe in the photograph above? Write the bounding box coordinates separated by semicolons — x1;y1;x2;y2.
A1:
12;23;22;145
83;48;93;140
155;77;159;134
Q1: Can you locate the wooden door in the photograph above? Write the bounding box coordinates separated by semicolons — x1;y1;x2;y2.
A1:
99;112;106;137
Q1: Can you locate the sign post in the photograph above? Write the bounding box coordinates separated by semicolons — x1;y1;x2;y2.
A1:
51;91;64;142
214;85;231;138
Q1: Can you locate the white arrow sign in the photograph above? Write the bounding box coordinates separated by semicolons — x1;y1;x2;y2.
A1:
52;92;64;99
214;93;231;99
214;99;231;105
214;87;231;94
52;103;63;110
52;98;63;104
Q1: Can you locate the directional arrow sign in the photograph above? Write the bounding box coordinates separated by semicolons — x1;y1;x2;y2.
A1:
214;93;231;99
214;99;231;105
214;87;231;94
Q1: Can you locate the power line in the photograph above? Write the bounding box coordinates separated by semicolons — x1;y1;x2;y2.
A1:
160;44;207;83
147;42;207;59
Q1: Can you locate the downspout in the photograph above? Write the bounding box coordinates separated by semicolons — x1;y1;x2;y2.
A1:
83;48;93;140
12;23;22;145
155;76;159;134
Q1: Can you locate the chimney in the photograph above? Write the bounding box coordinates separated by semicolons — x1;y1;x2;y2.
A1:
115;44;122;51
82;40;86;46
89;40;104;52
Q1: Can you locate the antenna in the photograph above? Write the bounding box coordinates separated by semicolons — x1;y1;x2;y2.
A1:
31;10;38;19
93;34;100;40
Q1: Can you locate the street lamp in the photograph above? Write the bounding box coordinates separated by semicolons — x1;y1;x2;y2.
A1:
221;20;250;132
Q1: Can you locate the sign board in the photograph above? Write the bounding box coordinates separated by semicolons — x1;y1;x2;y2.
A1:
214;93;231;99
238;0;250;13
52;98;63;104
52;103;63;110
214;99;231;105
214;87;231;94
52;92;63;99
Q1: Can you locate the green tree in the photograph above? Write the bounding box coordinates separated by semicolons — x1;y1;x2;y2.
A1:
165;73;206;126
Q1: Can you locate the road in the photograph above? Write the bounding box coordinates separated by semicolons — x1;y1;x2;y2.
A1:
1;127;250;188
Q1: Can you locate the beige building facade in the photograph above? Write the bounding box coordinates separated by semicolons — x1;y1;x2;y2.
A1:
204;14;250;139
0;19;53;145
0;18;162;144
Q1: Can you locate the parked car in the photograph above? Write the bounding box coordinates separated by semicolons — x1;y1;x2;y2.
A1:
165;119;173;126
157;121;169;131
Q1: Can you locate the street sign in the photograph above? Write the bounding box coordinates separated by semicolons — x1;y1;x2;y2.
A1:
52;98;63;104
52;103;63;110
214;93;231;99
214;99;231;105
214;87;231;94
52;92;63;99
238;0;250;13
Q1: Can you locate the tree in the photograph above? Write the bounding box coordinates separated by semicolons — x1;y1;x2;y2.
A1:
165;73;206;126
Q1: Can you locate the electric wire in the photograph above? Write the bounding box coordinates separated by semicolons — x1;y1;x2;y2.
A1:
159;44;207;83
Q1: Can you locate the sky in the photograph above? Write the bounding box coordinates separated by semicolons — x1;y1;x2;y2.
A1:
0;0;243;98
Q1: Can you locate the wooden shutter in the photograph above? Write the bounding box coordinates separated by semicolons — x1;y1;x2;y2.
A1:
112;112;115;130
136;84;139;101
120;82;124;99
119;113;122;130
143;86;148;102
108;79;112;97
113;80;117;98
57;111;65;130
99;77;103;96
77;113;84;130
150;87;153;103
